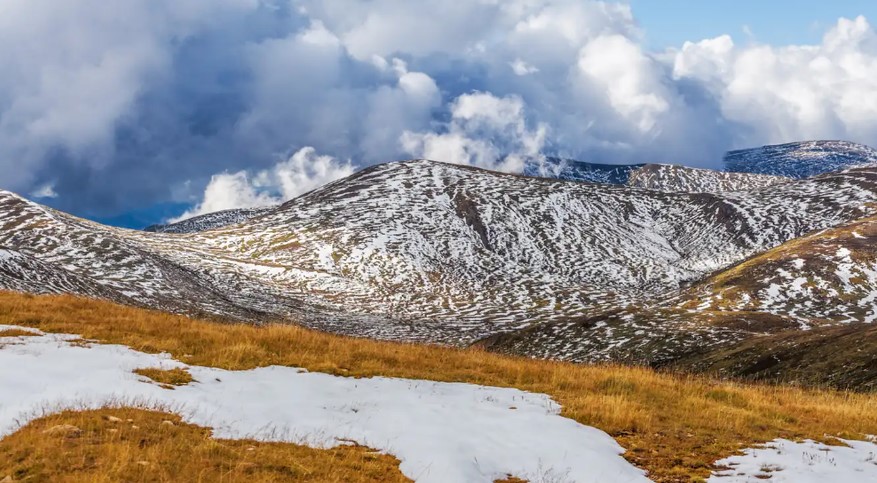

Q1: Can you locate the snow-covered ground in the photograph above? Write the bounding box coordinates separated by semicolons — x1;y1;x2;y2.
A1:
710;438;877;482
0;326;650;483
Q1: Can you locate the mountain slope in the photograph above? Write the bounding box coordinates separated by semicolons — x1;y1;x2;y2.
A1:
480;203;877;387
0;191;276;321
522;158;645;184
145;207;273;234
3;161;877;348
626;164;788;193
0;248;122;300
724;140;877;178
673;214;877;324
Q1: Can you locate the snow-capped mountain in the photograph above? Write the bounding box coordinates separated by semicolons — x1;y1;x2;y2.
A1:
522;158;644;184
520;141;877;191
674;213;877;324
480;177;877;386
145;207;274;234
2;160;877;350
154;141;877;236
723;140;877;178
626;164;788;193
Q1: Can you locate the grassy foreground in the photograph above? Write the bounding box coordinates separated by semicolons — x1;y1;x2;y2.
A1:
2;292;877;482
0;408;409;482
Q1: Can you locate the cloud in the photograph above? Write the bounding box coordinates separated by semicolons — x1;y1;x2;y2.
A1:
510;59;539;76
2;1;877;224
673;15;877;146
401;92;546;173
30;183;58;199
172;147;354;222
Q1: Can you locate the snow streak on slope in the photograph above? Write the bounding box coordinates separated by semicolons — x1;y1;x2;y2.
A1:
627;164;788;193
724;140;877;178
0;327;651;483
709;438;877;483
2;162;877;346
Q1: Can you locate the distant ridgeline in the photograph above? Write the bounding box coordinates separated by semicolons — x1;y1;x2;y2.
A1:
723;140;877;178
148;140;877;234
521;158;645;185
527;140;877;184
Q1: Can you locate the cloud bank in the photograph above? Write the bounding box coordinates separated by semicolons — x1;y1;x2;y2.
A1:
2;1;877;223
170;147;354;221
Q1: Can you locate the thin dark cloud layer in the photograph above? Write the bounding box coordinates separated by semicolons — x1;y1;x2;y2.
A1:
1;0;877;223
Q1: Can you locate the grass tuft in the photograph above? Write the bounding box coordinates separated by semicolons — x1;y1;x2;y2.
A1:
133;367;194;389
0;408;410;483
0;328;38;338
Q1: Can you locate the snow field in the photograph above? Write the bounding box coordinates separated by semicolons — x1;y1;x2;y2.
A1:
0;327;650;483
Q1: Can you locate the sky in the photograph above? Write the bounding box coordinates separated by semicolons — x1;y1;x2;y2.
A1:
2;1;877;227
628;0;877;47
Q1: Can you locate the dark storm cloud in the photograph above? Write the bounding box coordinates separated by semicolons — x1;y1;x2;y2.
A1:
1;1;877;224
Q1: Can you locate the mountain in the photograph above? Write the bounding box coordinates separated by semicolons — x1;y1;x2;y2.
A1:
673;213;877;323
2;161;877;353
479;191;877;387
157;161;772;237
520;141;877;190
145;207;273;234
522;158;644;184
153;141;877;236
723;140;877;178
626;164;788;193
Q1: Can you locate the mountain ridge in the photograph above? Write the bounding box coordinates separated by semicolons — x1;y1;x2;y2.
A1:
3;160;877;344
147;140;877;234
3;154;877;388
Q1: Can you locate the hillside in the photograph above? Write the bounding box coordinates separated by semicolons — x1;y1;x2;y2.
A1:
724;140;877;178
480;207;877;389
522;157;644;184
675;214;877;323
145;207;273;234
626;164;788;193
4;292;877;483
521;141;877;190
2;161;877;348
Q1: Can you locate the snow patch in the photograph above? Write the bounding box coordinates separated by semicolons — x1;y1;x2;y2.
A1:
709;438;877;483
0;328;650;483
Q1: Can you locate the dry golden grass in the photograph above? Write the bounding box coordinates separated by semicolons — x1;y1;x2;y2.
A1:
133;367;195;390
0;408;410;483
0;328;38;338
1;292;877;482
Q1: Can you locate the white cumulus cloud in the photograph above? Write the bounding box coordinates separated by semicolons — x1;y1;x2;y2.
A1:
673;15;877;147
171;147;354;222
401;92;547;173
2;1;877;223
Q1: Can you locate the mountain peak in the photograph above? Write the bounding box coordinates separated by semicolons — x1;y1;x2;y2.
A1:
724;140;877;178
